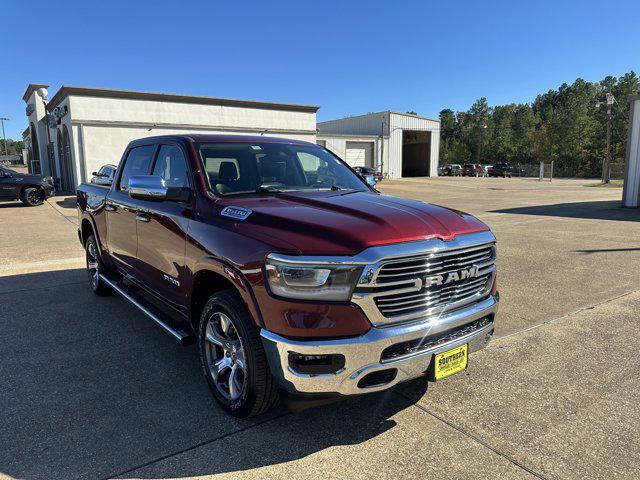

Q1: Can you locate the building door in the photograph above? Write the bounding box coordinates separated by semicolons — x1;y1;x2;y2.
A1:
29;123;41;174
345;142;373;167
401;131;430;177
58;126;75;193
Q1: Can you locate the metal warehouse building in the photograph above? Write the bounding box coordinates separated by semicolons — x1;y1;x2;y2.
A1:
317;111;440;179
22;83;318;193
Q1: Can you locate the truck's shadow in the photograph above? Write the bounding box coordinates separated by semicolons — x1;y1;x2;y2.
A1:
0;269;428;480
491;200;640;222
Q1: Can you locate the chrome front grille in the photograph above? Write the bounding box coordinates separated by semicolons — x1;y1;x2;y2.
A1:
375;245;494;285
351;233;497;327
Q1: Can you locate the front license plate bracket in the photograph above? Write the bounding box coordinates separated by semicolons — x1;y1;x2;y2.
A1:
430;344;468;381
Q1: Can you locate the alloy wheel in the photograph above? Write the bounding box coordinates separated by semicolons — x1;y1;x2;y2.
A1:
28;190;43;205
86;242;100;289
204;312;247;401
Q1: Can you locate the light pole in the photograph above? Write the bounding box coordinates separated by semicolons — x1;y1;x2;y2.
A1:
36;88;56;179
596;92;615;184
0;117;9;160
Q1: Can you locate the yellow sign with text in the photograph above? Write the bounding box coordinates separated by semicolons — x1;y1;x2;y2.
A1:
434;344;468;380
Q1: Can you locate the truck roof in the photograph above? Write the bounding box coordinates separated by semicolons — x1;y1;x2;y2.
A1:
129;134;317;147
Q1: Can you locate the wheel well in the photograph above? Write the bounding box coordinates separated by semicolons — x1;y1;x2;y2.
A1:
81;219;94;246
190;270;238;331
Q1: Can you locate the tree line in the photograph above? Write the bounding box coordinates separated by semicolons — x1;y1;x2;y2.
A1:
439;71;640;177
1;139;25;157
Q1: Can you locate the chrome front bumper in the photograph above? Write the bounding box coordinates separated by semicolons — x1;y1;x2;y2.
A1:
261;295;498;396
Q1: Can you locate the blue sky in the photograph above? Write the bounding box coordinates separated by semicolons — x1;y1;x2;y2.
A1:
2;0;639;139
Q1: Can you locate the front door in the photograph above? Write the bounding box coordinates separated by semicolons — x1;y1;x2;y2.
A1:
106;144;156;276
135;144;190;310
0;168;19;198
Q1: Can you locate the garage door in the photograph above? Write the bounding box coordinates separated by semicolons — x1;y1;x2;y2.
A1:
345;142;373;168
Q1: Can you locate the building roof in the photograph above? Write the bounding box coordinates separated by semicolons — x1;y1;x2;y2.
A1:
45;85;320;113
318;110;439;124
317;132;382;139
22;83;50;102
22;126;30;137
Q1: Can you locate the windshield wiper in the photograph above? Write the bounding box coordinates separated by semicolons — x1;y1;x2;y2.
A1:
330;185;342;190
221;186;282;197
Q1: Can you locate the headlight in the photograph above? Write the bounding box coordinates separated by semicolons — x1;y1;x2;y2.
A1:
265;258;362;301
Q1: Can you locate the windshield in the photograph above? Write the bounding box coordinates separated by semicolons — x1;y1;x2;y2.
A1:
196;142;369;196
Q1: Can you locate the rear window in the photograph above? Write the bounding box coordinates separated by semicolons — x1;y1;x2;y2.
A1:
463;164;474;168
118;146;155;191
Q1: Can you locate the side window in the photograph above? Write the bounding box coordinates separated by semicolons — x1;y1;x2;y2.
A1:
119;145;155;191
152;145;189;188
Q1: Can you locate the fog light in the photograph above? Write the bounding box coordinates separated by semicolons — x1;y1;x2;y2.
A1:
357;368;397;388
288;353;345;375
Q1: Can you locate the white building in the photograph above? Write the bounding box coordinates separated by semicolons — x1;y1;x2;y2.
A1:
623;94;640;208
318;111;440;179
22;84;319;193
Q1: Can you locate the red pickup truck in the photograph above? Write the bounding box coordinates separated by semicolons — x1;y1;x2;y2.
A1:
77;135;498;417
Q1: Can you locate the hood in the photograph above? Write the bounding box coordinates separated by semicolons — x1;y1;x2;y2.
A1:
218;191;488;256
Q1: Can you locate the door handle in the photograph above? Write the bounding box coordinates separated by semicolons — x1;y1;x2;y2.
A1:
104;203;117;212
136;213;151;223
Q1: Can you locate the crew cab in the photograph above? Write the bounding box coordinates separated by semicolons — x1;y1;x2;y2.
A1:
488;163;513;177
0;165;55;206
77;135;498;417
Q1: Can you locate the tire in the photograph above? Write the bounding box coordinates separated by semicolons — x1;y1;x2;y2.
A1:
199;290;279;418
20;187;45;206
85;234;112;296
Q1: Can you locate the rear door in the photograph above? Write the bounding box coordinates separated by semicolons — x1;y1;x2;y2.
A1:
135;143;191;310
106;144;156;276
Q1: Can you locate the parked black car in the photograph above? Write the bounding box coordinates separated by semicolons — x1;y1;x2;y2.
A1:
0;165;55;206
488;163;513;178
439;164;461;176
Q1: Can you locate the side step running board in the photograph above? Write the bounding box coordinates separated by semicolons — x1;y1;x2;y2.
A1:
99;273;196;346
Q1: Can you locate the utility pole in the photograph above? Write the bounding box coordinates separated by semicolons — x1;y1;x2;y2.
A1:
0;117;9;160
597;92;615;184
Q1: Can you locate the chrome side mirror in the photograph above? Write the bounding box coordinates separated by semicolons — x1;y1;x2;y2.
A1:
128;175;169;199
128;175;190;202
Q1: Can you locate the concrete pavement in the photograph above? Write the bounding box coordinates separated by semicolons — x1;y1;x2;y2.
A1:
0;178;638;479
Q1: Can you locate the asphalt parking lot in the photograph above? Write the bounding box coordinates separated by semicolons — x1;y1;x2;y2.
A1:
1;177;639;480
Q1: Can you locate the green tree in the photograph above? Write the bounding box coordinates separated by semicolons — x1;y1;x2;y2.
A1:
438;109;455;162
